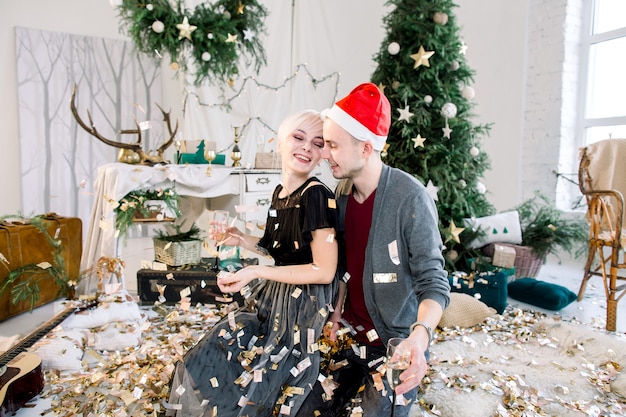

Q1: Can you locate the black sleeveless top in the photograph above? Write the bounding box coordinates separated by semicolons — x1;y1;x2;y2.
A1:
257;176;337;266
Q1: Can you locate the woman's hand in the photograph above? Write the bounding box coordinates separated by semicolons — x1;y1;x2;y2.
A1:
217;265;260;294
210;225;242;246
326;311;343;341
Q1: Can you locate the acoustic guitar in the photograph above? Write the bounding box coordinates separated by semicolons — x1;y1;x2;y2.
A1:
0;301;96;417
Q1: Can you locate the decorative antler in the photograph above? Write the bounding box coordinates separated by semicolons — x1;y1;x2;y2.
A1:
70;84;178;165
155;103;179;157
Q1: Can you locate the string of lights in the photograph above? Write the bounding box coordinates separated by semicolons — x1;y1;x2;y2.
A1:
182;63;342;145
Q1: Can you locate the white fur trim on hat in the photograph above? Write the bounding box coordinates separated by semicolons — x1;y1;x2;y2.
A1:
321;105;387;151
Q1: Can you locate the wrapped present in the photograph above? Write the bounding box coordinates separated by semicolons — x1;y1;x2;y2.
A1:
491;243;516;268
255;152;281;169
483;243;543;278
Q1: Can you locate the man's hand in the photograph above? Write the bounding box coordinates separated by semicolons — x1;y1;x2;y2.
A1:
394;337;428;395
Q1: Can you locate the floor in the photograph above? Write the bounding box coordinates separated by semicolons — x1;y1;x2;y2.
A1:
1;251;625;416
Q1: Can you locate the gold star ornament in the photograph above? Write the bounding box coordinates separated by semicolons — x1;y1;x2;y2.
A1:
412;134;426;148
397;105;414;122
176;16;197;41
226;33;239;43
410;46;435;69
446;220;465;244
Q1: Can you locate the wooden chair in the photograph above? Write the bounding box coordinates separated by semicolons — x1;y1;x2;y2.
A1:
577;138;626;331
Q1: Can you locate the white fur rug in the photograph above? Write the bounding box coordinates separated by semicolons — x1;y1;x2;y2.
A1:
11;303;625;416
411;309;626;417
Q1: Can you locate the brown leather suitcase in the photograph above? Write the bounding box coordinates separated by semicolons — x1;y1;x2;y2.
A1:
0;214;82;321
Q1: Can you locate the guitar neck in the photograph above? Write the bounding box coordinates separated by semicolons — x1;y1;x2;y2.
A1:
0;302;93;367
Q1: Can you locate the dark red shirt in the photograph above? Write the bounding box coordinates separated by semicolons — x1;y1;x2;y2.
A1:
342;190;382;346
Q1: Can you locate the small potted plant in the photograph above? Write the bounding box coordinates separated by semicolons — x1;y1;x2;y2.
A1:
114;187;180;241
153;222;203;267
516;192;588;261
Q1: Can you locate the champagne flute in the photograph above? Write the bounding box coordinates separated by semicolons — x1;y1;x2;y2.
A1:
204;140;217;176
211;210;229;245
386;337;410;417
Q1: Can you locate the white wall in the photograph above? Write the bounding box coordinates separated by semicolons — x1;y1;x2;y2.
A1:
455;0;529;211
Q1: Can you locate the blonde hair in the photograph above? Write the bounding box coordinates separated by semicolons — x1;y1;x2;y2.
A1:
276;110;323;144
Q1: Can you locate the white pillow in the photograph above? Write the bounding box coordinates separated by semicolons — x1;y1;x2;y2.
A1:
34;329;87;371
62;301;142;329
465;210;522;249
92;321;143;351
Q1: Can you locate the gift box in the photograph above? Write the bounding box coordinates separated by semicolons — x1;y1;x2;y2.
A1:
483;243;543;278
254;152;281;169
491;243;516;268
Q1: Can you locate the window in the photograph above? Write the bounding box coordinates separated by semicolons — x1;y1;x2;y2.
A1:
579;0;626;145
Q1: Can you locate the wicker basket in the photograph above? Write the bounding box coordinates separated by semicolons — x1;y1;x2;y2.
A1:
483;243;543;278
153;238;201;266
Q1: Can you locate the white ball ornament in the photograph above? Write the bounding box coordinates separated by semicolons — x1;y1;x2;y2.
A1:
476;182;487;194
433;12;449;25
146;4;153;11
462;86;475;100
469;146;480;157
458;179;467;188
223;11;231;20
207;33;214;40
424;95;433;104
388;42;400;55
441;102;458;119
151;20;165;34
201;52;211;62
451;61;460;71
447;250;459;261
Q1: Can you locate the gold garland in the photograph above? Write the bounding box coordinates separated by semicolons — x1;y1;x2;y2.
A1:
113;0;268;86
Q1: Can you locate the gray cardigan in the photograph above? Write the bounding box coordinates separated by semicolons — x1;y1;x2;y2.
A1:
336;164;450;344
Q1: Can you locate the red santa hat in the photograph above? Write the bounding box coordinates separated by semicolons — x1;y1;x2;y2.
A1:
321;83;391;151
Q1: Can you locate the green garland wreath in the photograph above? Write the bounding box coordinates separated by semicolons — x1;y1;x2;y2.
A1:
115;0;268;86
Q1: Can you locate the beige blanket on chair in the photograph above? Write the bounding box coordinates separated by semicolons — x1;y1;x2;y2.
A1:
583;138;626;235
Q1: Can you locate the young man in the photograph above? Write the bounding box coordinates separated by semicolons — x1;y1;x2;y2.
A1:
296;83;450;416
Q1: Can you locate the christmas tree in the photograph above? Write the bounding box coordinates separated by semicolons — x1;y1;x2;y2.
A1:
370;0;495;272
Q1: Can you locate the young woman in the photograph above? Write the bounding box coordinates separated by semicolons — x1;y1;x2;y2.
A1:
167;110;338;417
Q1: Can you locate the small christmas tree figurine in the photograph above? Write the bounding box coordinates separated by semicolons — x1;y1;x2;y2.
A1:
370;0;495;271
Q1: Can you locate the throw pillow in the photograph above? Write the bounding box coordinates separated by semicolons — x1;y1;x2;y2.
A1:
438;293;497;328
448;271;509;314
508;278;578;310
34;328;86;371
62;301;142;329
465;210;523;249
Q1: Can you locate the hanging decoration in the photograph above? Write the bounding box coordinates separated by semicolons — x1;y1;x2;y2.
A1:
183;63;342;149
410;45;435;69
412;134;426;148
387;41;401;55
113;0;268;86
397;105;414;122
445;220;465;244
433;12;449;25
425;180;440;201
441;102;457;139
